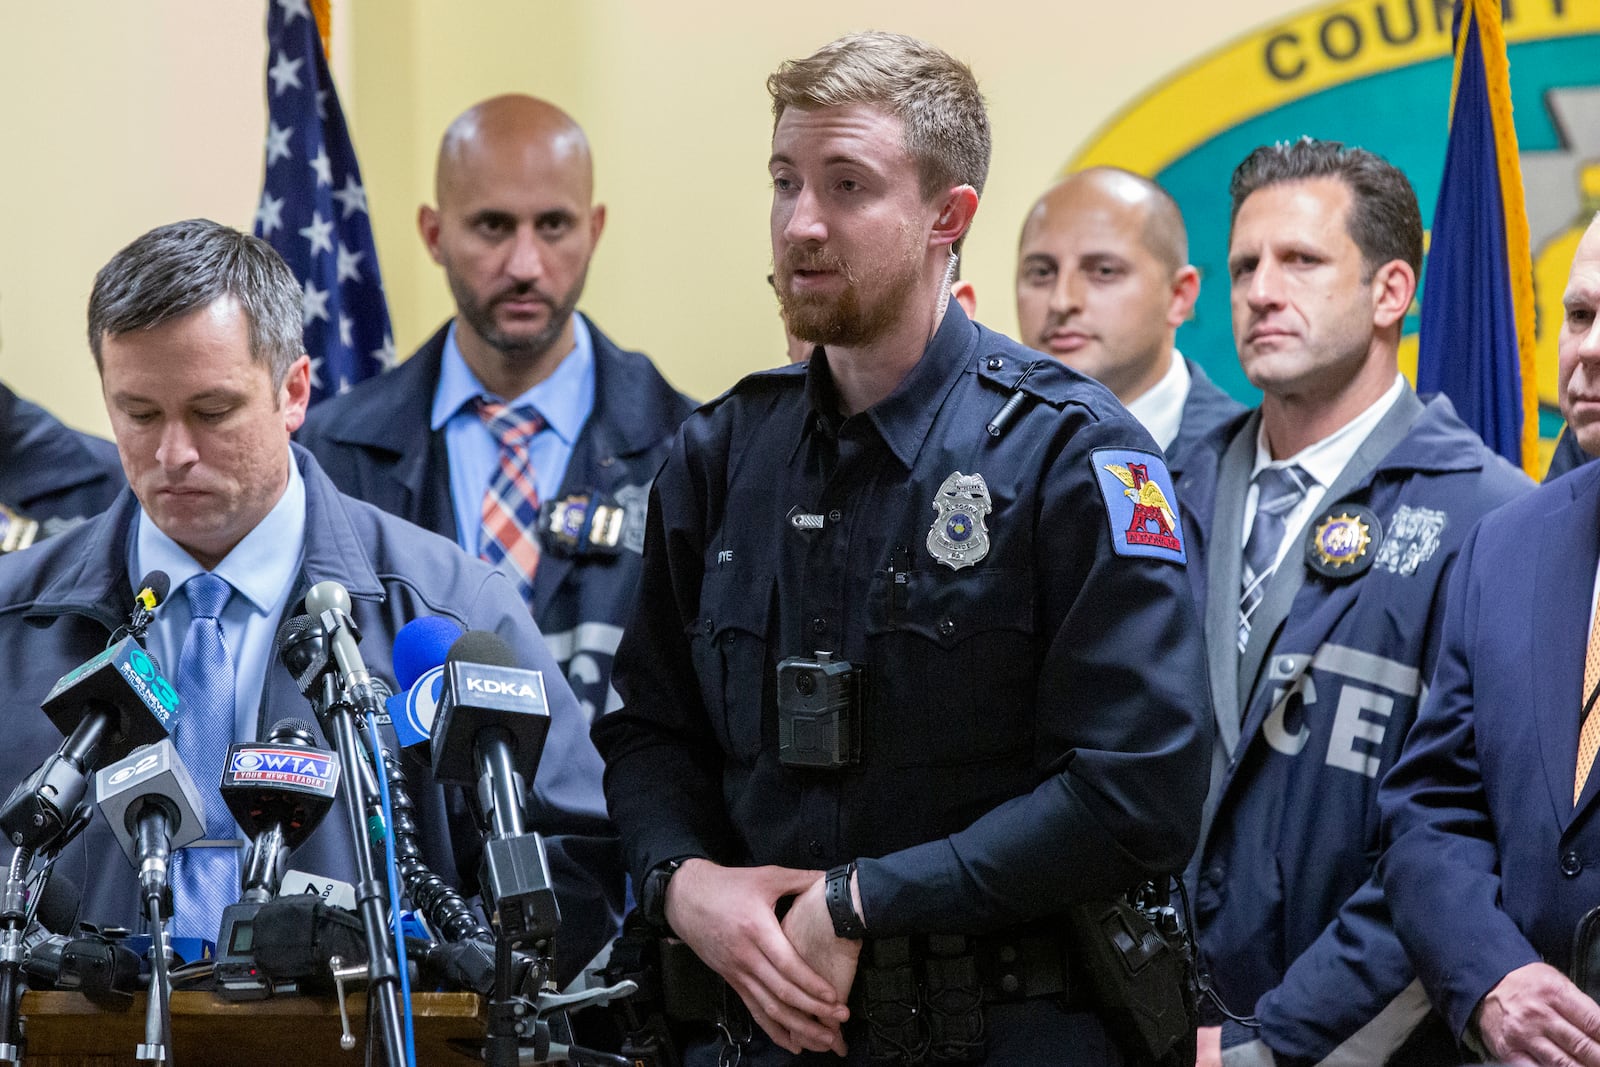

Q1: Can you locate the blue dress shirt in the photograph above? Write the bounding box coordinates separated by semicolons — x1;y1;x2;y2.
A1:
130;457;308;746
431;315;597;554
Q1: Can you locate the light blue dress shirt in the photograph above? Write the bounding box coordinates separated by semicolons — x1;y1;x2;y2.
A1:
130;457;308;749
431;314;597;554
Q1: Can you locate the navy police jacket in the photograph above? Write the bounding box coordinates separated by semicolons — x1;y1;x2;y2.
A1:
0;381;124;524
298;316;696;724
1179;391;1529;1064
594;303;1212;939
0;447;613;985
1380;460;1600;1040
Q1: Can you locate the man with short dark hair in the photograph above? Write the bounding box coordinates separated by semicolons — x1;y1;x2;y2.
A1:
594;31;1211;1066
1179;139;1530;1065
1016;167;1242;471
1380;211;1600;1067
0;219;610;982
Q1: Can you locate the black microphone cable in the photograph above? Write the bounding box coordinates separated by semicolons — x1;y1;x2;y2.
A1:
381;750;490;946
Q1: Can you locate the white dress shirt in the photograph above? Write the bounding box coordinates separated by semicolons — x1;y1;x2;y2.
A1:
1124;348;1192;453
1242;373;1407;572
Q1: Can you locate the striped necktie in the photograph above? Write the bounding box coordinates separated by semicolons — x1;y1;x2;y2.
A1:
1575;593;1600;805
476;397;546;607
1238;464;1311;654
168;572;241;942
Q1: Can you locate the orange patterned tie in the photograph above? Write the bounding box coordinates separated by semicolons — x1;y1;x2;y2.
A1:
1576;594;1600;805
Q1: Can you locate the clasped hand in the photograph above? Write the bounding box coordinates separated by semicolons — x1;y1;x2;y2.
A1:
665;859;862;1056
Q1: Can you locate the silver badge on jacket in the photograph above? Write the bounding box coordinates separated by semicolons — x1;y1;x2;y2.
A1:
926;471;992;570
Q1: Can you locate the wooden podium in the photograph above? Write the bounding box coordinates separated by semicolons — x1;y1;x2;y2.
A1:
17;990;484;1065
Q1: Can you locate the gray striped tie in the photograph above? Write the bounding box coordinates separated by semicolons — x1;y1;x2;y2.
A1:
1239;464;1310;653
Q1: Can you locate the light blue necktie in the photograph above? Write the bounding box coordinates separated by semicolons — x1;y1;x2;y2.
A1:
168;573;241;943
1238;464;1311;654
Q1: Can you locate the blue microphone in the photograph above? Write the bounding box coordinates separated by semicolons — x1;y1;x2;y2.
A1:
385;617;463;749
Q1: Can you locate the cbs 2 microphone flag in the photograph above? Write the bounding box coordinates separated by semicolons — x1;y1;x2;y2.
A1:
253;0;395;405
1415;0;1537;475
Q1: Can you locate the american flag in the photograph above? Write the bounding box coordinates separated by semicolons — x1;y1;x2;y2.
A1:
252;0;394;404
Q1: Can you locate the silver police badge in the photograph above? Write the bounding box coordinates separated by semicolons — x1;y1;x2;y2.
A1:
926;471;992;570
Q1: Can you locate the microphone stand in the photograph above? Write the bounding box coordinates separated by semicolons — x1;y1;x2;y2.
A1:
0;848;33;1065
136;814;175;1067
313;673;406;1067
0;755;96;1065
474;734;552;1067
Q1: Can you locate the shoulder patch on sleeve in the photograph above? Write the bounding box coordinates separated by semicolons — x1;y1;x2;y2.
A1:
1091;448;1187;564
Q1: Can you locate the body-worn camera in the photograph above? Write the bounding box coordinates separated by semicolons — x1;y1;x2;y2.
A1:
776;652;861;769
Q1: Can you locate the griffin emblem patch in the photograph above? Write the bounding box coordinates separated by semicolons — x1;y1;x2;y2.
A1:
926;471;992;570
1093;449;1187;564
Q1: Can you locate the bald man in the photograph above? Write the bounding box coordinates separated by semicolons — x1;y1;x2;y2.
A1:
299;95;695;977
1016;167;1243;471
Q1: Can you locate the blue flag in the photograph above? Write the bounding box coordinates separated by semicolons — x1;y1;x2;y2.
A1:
252;0;394;405
1415;0;1536;474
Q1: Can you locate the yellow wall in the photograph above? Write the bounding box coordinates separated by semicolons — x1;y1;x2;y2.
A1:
2;0;1292;437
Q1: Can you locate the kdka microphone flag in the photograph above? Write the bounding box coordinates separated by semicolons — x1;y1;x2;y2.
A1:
253;0;396;405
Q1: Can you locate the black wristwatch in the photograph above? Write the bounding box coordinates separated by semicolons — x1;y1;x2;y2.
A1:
825;862;866;939
640;858;686;929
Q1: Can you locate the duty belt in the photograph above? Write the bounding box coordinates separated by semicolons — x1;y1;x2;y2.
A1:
657;926;1080;1066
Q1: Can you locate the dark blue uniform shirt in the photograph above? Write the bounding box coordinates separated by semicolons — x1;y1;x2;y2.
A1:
594;303;1212;940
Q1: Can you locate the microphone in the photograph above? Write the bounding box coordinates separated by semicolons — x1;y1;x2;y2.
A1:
274;598;410;1056
386;617;464;749
221;719;341;905
431;632;558;944
304;581;387;719
214;719;342;1001
431;632;552;813
0;635;180;853
93;740;205;916
125;570;171;644
29;874;80;939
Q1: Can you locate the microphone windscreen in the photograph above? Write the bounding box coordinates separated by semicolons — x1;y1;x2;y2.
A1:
34;875;79;935
393;617;465;691
304;581;352;619
446;630;516;669
136;570;171;609
266;718;317;746
275;614;314;655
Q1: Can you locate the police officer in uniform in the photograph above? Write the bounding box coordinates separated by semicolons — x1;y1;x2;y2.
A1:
593;31;1212;1066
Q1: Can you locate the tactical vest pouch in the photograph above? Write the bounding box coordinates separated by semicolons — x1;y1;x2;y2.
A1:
861;935;930;1065
1066;896;1197;1066
923;934;985;1064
